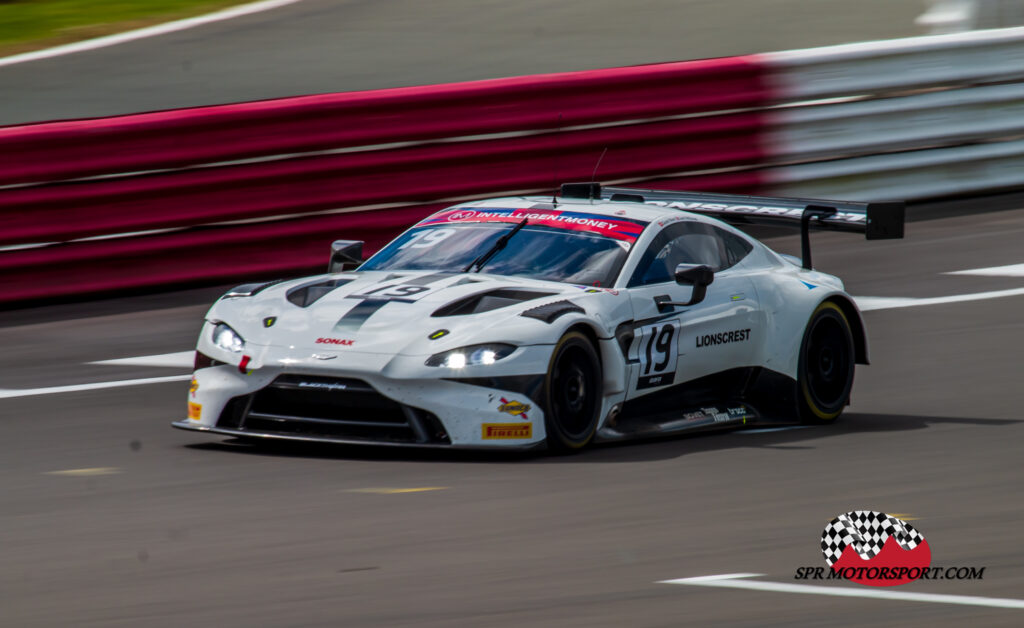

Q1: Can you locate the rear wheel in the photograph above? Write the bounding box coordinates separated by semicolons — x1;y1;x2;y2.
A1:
797;301;855;423
544;331;602;452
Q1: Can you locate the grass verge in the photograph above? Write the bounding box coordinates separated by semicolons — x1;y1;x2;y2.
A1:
0;0;258;57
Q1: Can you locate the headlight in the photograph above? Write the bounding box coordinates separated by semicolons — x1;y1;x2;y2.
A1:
211;322;245;353
425;343;516;368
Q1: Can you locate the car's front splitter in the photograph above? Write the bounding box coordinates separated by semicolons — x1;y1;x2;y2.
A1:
171;420;547;451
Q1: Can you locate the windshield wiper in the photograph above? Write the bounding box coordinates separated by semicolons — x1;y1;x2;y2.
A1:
462;219;529;273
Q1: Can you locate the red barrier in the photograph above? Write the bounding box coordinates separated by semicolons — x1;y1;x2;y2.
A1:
0;56;773;305
0;56;766;186
0;171;763;304
0;113;764;246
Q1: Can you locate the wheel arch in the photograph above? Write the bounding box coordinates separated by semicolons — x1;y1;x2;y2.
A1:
561;321;604;367
822;295;869;365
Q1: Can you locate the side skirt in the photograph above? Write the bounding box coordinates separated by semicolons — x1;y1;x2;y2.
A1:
597;367;799;442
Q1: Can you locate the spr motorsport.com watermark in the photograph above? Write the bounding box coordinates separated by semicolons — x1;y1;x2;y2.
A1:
794;510;987;587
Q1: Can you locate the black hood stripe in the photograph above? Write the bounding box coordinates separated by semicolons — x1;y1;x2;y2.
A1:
333;299;390;331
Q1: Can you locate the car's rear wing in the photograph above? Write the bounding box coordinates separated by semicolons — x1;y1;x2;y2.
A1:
559;183;905;270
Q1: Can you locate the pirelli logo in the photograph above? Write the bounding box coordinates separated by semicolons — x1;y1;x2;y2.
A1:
482;422;533;440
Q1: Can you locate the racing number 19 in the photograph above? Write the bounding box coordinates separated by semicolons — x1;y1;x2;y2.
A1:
636;320;679;390
644;325;674;375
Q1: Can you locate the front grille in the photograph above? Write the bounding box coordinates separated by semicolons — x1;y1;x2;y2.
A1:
218;375;450;444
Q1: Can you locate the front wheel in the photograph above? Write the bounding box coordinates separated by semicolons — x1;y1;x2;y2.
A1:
797;301;855;423
544;331;603;452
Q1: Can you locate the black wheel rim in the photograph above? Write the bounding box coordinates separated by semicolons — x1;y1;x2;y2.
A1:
551;344;598;439
805;313;852;411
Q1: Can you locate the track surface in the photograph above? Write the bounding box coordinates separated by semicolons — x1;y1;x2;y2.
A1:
0;0;928;125
2;208;1024;627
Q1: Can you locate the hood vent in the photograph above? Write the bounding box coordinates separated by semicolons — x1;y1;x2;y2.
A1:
520;300;585;324
432;289;555;317
286;278;354;307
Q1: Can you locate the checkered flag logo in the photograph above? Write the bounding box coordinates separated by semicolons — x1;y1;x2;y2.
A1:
820;510;925;567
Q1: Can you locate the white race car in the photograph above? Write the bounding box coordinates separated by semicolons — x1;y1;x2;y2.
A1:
174;184;903;451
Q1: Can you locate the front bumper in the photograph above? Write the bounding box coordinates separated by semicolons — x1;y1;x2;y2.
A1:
179;346;552;448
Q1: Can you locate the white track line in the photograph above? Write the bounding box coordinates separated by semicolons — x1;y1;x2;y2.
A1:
0;0;305;69
660;573;1024;609
89;351;193;368
946;263;1024;277
0;375;191;399
855;287;1024;311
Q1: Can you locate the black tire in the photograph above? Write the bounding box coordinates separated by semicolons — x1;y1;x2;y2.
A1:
544;331;603;452
797;301;855;423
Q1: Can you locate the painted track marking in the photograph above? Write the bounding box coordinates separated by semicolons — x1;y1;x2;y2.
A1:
0;0;305;68
89;351;193;368
855;287;1024;311
45;467;121;477
946;263;1024;277
345;487;449;495
0;375;191;399
660;573;1024;609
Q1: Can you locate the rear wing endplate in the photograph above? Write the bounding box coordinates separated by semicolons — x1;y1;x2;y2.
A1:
559;183;905;270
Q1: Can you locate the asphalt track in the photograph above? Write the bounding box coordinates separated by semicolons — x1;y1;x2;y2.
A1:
2;205;1024;627
0;0;929;125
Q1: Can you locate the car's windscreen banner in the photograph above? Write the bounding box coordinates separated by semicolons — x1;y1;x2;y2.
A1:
419;207;648;242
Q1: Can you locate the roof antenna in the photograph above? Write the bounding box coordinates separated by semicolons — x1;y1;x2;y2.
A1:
589;147;608;201
552;113;563;207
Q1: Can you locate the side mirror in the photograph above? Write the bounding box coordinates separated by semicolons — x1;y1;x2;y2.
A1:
328;240;364;273
673;263;714;306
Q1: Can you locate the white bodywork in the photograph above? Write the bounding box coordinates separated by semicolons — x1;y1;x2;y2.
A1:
174;195;866;449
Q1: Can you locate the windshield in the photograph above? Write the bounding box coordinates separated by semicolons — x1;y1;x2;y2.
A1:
360;207;649;287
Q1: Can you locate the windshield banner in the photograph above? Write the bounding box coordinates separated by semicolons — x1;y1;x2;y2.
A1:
419;207;648;242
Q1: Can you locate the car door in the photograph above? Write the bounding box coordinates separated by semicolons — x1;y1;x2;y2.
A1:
624;220;763;399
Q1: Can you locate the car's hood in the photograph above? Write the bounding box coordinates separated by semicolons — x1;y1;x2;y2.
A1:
206;270;613;355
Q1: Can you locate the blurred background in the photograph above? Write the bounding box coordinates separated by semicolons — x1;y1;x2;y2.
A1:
2;0;1022;124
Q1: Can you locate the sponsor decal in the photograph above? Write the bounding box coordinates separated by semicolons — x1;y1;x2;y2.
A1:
681;406;749;424
316;337;355;346
189;377;199;398
445;209;477;222
793;511;986;587
298;381;349;392
482;422;533;440
801;281;818;290
647;200;867;224
497;398;531;420
695;329;750;348
263;316;277;328
701;406;732;422
730;293;745;301
574;285;619;295
420;208;648;243
187;401;202;421
429;329;450;340
656;215;694;227
238;355;253;375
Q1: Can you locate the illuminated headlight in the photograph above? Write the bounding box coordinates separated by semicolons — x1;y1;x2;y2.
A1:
425;343;516;368
211;322;245;353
